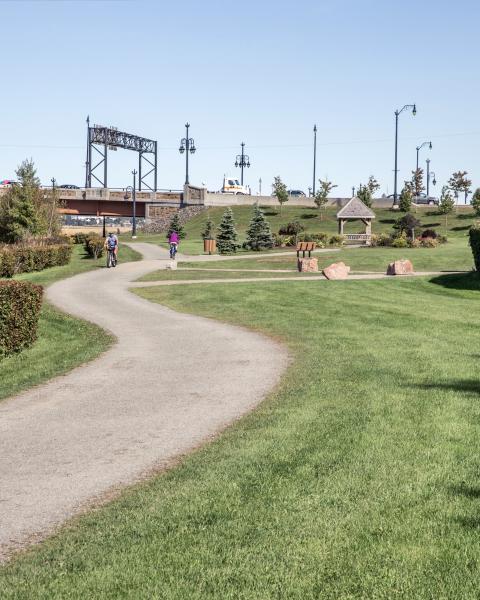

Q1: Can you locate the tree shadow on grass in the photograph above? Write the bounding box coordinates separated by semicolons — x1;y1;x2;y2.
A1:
422;222;441;228
300;213;318;220
412;380;480;396
429;272;479;291
379;218;396;224
450;484;480;499
451;225;470;231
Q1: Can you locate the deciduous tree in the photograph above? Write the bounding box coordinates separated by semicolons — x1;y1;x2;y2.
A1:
314;178;337;218
272;176;289;214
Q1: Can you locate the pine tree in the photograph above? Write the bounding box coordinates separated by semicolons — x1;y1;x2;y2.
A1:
167;212;186;239
216;207;240;254
399;184;413;212
244;204;274;251
201;215;215;239
0;159;41;243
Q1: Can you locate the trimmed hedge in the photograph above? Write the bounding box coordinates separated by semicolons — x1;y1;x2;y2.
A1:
469;225;480;271
0;280;43;357
0;243;73;278
84;234;104;259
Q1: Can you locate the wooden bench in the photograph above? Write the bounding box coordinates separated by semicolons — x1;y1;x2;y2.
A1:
296;241;316;258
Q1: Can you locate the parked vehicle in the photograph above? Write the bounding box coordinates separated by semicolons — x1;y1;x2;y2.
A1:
59;184;80;189
413;194;438;206
0;179;17;187
221;177;251;195
288;190;306;197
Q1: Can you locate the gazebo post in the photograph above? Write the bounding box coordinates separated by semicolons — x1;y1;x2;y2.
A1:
338;219;344;235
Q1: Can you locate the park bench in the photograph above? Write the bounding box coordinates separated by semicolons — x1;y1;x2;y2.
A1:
296;241;316;258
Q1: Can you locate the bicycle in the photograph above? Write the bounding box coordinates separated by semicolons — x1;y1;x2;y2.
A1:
169;242;178;260
106;248;117;268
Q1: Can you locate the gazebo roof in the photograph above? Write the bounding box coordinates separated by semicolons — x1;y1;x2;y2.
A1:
336;196;376;219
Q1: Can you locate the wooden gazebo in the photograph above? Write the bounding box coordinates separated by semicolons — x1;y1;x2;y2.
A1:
336;197;375;245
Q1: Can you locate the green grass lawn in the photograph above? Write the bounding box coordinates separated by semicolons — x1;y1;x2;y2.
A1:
127;205;478;255
0;244;141;402
138;238;473;282
3;270;480;598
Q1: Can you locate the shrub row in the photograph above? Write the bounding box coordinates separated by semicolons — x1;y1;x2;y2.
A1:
83;234;104;259
371;232;447;248
0;242;73;277
0;280;43;358
469;225;480;271
272;232;344;248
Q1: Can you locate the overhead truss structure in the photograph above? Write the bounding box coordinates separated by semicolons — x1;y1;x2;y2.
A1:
85;117;158;190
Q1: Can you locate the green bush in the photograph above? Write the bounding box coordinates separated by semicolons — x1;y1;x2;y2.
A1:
420;237;438;248
72;232;88;245
392;233;409;248
84;234;104;259
328;234;346;246
0;243;73;277
278;221;305;236
0;280;43;358
272;233;295;247
469;225;480;271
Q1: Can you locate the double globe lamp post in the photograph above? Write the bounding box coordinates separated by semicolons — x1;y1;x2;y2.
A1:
235;142;250;185
179;123;196;185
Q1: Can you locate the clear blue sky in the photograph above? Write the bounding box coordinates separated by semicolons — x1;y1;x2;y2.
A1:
1;0;478;198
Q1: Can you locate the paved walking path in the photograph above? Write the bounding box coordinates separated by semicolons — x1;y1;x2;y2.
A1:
0;244;288;561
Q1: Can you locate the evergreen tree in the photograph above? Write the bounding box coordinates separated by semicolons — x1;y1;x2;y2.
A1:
399;184;413;212
167;212;186;239
0;159;41;243
216;207;240;254
438;185;455;231
471;188;480;217
201;215;215;239
357;183;373;208
244;203;274;250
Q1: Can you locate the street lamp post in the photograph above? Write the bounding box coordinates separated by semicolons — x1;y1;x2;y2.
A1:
416;141;432;172
313;124;317;196
352;186;356;197
178;123;196;185
425;159;436;197
235;142;250;185
51;177;56;190
124;169;137;239
393;103;416;206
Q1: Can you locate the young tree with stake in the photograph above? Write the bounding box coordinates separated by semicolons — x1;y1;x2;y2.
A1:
314;178;337;219
272;176;289;214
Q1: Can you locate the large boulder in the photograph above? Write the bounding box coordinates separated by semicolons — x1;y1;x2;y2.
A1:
322;261;350;280
297;257;318;272
386;259;413;276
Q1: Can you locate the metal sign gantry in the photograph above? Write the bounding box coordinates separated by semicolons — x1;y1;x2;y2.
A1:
85;117;158;190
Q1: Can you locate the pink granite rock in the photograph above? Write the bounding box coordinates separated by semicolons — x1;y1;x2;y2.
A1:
386;259;413;275
297;258;318;272
322;261;350;280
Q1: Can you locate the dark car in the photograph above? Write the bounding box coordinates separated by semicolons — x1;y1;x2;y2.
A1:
59;184;80;189
412;194;438;206
288;189;306;197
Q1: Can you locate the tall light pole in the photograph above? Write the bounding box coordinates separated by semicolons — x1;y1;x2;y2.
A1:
179;123;196;185
393;103;416;206
313;124;317;196
352;186;356;197
51;177;56;190
124;170;137;239
235;142;250;185
416;141;432;171
426;159;436;197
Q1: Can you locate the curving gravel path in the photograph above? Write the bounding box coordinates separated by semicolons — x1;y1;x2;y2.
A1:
0;243;288;561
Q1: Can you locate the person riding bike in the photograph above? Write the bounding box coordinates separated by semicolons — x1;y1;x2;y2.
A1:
168;230;179;259
105;232;118;266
